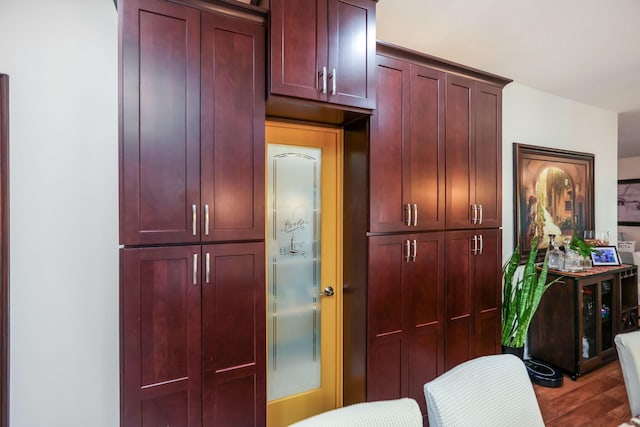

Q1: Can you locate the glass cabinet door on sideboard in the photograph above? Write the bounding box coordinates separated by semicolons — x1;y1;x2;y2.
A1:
529;265;638;379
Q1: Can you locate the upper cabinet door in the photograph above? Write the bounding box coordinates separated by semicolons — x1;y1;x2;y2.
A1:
445;74;475;230
269;0;375;109
200;12;265;242
120;0;201;245
370;55;410;233
270;0;328;102
408;64;445;231
474;82;502;229
326;0;376;109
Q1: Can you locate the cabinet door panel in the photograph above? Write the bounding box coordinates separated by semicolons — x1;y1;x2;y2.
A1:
121;0;200;245
445;75;475;229
408;232;444;414
204;367;259;427
445;231;475;370
270;0;327;101
370;57;409;232
475;229;501;356
327;0;376;108
122;245;202;427
202;242;266;426
475;83;502;229
367;336;403;401
409;65;445;231
201;12;265;241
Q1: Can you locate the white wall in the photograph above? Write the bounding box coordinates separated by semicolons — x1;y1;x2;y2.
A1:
618;156;640;243
0;1;119;426
502;83;619;262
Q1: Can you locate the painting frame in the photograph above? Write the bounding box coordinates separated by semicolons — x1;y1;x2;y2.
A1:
618;179;640;226
514;143;595;263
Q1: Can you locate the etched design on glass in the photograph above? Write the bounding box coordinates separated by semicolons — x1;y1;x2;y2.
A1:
267;145;321;401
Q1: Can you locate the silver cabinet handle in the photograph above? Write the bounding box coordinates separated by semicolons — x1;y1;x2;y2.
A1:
193;253;198;285
412;239;417;262
472;235;478;255
331;68;336;95
471;204;478;224
192;204;197;235
406;203;412;226
321;66;327;94
205;252;210;284
413;204;418;227
204;204;210;235
479;234;484;255
478;204;483;225
405;240;411;263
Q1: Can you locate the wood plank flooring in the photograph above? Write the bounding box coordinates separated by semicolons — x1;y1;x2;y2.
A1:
534;360;631;426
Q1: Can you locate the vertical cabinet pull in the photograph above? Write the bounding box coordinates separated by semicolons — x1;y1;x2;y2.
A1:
405;204;412;226
478;234;484;255
205;252;211;284
412;239;417;262
193;253;198;285
472;235;478;255
321;66;327;94
204;204;210;235
192;204;197;235
412;204;418;227
331;68;336;95
478;204;483;225
404;240;411;263
471;203;478;224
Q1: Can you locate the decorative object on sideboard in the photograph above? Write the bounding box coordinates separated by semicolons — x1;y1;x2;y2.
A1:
513;143;594;262
618;178;640;226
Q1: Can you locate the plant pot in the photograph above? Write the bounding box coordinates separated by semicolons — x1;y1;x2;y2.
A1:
501;345;525;359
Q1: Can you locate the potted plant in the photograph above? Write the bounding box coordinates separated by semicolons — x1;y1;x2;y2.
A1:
501;236;561;358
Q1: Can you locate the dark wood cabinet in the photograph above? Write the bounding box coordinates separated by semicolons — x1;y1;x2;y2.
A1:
444;229;501;370
369;55;445;233
445;75;502;230
529;265;638;379
367;232;444;414
269;0;376;110
122;243;265;427
119;1;266;425
121;0;265;246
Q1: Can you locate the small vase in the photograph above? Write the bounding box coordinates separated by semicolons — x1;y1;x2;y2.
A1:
502;345;525;359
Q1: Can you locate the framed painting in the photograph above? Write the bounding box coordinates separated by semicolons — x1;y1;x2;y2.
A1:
514;143;595;262
618;179;640;226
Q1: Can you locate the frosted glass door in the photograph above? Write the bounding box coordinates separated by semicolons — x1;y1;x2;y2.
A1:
267;144;322;400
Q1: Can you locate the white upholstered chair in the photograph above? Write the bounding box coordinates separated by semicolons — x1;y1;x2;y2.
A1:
615;330;640;416
423;354;545;427
288;397;422;427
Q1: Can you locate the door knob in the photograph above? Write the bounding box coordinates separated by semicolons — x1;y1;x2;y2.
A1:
323;286;335;297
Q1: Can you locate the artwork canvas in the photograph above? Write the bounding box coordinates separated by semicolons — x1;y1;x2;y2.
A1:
514;143;595;262
618;179;640;225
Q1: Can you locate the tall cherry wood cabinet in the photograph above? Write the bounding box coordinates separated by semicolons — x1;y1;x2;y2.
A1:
119;0;266;425
343;42;510;413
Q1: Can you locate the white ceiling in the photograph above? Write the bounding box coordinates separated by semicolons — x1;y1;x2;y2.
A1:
376;0;640;158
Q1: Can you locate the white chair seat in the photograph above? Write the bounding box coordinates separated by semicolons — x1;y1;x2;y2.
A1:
424;354;545;427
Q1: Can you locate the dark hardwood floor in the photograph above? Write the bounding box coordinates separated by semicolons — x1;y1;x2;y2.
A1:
534;360;631;426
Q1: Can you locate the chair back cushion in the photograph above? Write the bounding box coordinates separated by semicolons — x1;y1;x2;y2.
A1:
615;331;640;416
288;397;422;427
424;354;545;426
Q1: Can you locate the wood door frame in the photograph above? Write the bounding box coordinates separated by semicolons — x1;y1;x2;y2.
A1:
0;73;9;427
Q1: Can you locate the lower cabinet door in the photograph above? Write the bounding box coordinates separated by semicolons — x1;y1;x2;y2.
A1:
121;245;203;427
367;232;444;414
121;242;266;427
202;242;266;427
